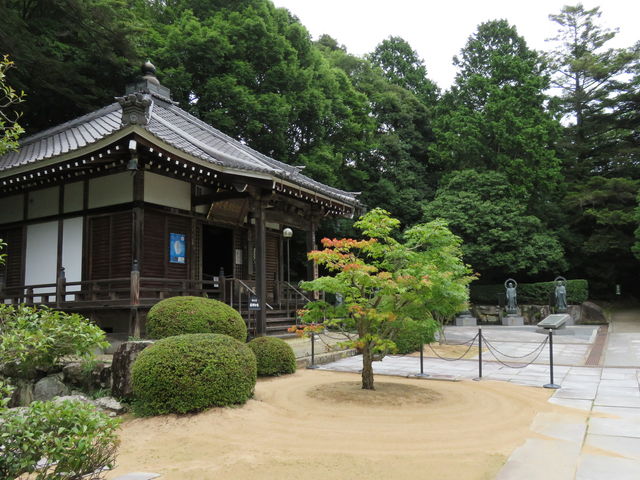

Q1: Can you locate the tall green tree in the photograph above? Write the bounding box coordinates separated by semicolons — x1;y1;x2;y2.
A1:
0;55;24;156
423;170;566;281
318;36;439;226
431;20;561;206
547;4;640;296
139;1;372;188
547;4;640;179
0;0;140;132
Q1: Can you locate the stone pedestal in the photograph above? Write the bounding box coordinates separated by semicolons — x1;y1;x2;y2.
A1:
502;315;524;326
455;313;477;326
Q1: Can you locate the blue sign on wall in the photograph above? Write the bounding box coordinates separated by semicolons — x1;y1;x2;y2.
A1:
169;233;186;264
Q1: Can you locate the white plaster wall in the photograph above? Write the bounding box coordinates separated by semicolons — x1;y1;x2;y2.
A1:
28;186;59;219
144;172;191;211
25;221;58;301
88;172;133;209
0;194;24;224
64;181;84;213
62;217;83;299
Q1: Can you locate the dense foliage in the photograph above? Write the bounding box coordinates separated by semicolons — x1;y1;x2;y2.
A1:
146;296;247;341
248;336;296;376
470;279;588;305
0;305;108;378
0;385;120;480
391;318;437;355
0;55;24;155
131;333;257;415
298;209;470;389
1;1;639;297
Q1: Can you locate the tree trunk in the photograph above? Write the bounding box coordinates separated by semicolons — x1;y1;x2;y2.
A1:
361;343;375;390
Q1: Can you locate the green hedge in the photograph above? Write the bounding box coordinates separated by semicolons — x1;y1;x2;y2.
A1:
131;333;257;416
248;337;296;376
470;279;588;305
146;296;247;341
392;318;437;354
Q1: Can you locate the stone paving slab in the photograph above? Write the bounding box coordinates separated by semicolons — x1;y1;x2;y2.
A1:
548;397;593;411
576;454;640;480
588;417;640;438
531;413;587;443
585;434;640;461
494;438;580;480
592;406;640;418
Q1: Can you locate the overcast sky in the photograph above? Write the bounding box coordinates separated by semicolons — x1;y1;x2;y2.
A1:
270;0;640;90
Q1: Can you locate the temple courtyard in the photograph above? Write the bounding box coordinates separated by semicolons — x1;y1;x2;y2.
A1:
108;310;640;480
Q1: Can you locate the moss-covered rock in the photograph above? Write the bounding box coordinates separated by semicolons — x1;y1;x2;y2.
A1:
146;296;246;341
248;337;296;376
131;334;257;415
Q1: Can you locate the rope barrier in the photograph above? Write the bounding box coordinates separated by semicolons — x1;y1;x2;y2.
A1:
480;334;548;359
426;333;479;361
482;335;549;369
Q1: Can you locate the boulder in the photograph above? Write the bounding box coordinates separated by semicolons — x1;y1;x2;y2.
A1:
580;301;608;324
62;362;85;387
94;396;126;414
111;341;154;399
8;378;34;407
53;394;93;405
33;375;70;402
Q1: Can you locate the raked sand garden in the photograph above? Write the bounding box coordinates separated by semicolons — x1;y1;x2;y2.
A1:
107;369;587;480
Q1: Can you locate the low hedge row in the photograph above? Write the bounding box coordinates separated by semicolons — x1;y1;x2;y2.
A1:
470;279;588;305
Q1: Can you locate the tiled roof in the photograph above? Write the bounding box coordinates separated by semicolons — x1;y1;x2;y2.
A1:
0;93;359;206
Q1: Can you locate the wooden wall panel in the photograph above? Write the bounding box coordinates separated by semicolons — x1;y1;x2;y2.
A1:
87;212;132;280
0;227;24;287
141;209;190;280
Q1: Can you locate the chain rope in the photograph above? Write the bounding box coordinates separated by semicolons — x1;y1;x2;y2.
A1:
425;333;479;361
480;334;549;359
481;333;549;369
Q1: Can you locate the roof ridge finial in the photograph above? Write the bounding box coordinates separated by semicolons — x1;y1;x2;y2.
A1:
141;60;159;86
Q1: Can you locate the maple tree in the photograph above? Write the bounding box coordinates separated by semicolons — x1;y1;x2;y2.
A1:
297;208;473;390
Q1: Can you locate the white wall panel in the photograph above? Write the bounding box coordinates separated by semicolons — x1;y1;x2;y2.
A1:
25;221;58;301
28;186;59;219
64;181;84;213
144;172;191;211
62;217;83;300
88;172;133;209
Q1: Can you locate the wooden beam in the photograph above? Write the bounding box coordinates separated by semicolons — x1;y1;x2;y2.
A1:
193;190;249;206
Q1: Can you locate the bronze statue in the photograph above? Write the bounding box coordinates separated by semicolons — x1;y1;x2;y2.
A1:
505;278;518;314
554;276;567;312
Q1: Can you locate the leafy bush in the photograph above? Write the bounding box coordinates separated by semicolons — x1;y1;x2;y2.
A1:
146;296;247;341
131;333;257;415
0;382;120;480
392;318;437;354
0;305;108;377
470;279;589;305
248;337;296;376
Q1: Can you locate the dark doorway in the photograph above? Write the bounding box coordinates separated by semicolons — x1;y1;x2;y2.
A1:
202;225;233;280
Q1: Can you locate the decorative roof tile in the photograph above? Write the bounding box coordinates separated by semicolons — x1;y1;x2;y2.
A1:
0;94;359;206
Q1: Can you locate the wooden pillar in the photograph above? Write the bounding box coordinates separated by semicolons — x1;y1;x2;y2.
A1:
306;219;318;282
131;155;144;337
254;200;267;336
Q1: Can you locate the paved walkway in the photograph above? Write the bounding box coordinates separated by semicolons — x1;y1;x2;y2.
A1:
317;311;640;479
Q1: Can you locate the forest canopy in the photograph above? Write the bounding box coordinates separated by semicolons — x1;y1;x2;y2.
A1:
0;1;638;297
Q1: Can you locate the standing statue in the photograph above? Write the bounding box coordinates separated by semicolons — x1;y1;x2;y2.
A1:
505;278;518;314
555;276;567;312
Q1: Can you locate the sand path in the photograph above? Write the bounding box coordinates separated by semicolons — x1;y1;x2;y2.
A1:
108;370;586;480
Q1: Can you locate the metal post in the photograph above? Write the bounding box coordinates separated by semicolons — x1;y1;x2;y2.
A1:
544;329;560;389
474;327;482;381
308;331;319;369
416;341;429;377
286;236;290;314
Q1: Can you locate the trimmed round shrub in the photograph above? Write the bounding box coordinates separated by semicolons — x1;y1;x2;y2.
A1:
248;337;297;376
393;318;437;354
146;296;247;341
131;334;257;415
